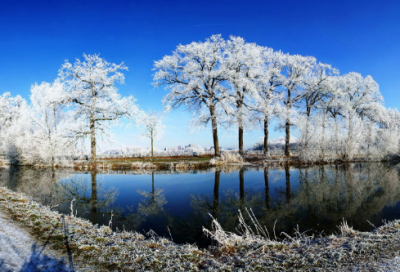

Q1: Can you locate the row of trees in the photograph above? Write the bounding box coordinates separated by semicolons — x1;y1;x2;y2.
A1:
0;54;164;165
153;35;400;160
0;35;399;164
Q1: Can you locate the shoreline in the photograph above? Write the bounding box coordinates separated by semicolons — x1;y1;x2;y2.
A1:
2;154;399;171
1;186;400;271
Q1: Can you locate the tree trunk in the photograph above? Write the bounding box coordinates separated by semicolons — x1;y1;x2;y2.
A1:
320;111;327;160
304;115;310;150
209;106;220;157
238;104;244;156
367;122;372;159
263;116;269;155
285;118;291;158
346;112;353;160
285;91;291;158
334;116;339;156
238;126;244;156
90;118;96;162
48;134;55;167
151;130;154;161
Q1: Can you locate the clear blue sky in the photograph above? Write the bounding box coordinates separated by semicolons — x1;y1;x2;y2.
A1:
1;0;399;150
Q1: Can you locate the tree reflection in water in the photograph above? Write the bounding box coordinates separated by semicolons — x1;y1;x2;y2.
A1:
127;171;170;231
264;166;269;210
1;163;400;246
184;163;400;246
52;171;121;227
0;166;73;206
180;166;266;246
212;170;220;218
136;172;168;217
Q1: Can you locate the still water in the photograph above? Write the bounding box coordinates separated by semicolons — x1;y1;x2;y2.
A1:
1;163;400;247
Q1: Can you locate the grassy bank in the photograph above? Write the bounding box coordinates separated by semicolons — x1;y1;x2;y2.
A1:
74;155;213;170
1;186;400;271
3;153;399;170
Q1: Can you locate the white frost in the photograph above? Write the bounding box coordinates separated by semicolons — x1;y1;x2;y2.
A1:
0;211;71;272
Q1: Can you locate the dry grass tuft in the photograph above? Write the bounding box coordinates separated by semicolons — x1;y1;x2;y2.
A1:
210;153;244;165
131;162;157;169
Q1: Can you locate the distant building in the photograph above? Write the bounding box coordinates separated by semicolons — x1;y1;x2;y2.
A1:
178;146;181;150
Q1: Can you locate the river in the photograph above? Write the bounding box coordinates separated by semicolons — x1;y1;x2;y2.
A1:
1;162;400;248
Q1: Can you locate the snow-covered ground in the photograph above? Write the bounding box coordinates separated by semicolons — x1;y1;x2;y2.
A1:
0;211;72;272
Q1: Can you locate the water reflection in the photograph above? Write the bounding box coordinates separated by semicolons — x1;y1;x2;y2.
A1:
0;166;72;206
1;163;400;246
53;172;119;225
264;167;269;209
212;170;220;218
128;171;171;231
180;163;400;245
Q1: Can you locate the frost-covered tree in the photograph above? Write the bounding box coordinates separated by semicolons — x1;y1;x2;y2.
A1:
153;35;230;157
280;55;316;157
136;110;165;160
29;80;75;165
0;93;26;133
293;71;393;161
379;108;400;156
224;36;265;155
0;93;30;162
323;82;345;157
338;72;384;159
299;63;338;153
59;54;138;162
252;48;285;155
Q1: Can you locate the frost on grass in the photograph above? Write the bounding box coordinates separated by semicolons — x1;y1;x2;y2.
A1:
210;153;244;165
1;186;400;271
131;162;156;169
0;211;70;271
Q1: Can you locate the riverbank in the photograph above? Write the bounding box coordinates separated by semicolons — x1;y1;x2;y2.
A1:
2;153;399;170
1;186;400;271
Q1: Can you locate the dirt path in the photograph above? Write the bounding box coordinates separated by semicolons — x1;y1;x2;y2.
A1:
0;211;73;272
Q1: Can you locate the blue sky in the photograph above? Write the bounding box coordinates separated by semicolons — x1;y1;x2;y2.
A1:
1;0;400;150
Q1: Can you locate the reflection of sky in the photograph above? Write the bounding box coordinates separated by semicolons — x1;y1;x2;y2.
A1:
69;170;300;218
